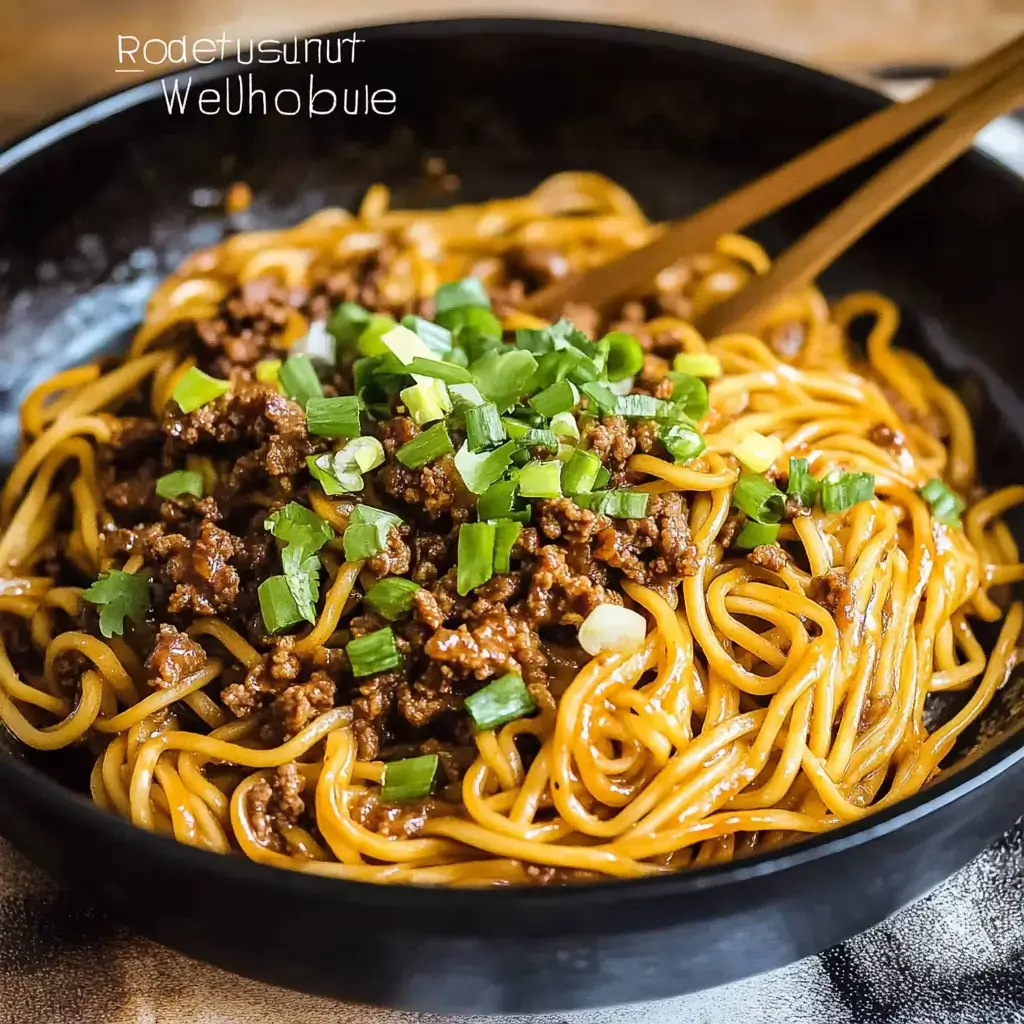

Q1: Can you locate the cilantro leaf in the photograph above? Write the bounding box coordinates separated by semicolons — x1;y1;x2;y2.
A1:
282;547;321;624
82;570;150;638
264;502;335;561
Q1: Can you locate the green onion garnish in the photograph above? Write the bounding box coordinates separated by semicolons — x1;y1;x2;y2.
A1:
337;436;385;474
492;520;523;574
518;460;563;499
457;521;496;596
278;354;324;409
576;490;650;519
306;454;361;495
919;477;964;527
734;521;781;549
465;672;536;731
380;754;439;803
454;440;516;495
155;469;204;500
595;466;611;490
673;353;722;378
661;423;705;463
520;428;559;451
472;349;539;412
435;277;491;313
396;421;455;469
264;502;335;559
581;381;618;414
400;380;452;425
304;396;362;438
405;357;474;385
449;382;486;411
616;394;674;420
562;449;602;495
363;577;421;620
477;480;530;523
82;569;150;638
347;626;401;678
355;313;398;356
328;301;372;345
256;359;282;387
171;367;230;413
821;472;875;514
529;380;579;418
401;314;453;355
500;416;531;440
666;373;709;422
732;473;786;524
603;332;644;382
787;457;819;507
258;575;305;634
437;307;504;353
550;411;580;441
465;402;507;451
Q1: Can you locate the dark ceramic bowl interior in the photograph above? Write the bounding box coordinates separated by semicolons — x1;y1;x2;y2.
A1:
2;18;1024;1014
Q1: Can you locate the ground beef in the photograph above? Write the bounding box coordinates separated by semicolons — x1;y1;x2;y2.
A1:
367;526;412;578
537;498;609;544
377;417;467;518
425;609;536;681
525;545;614;626
144;624;208;689
747;544;789;573
246;763;307;851
810;569;854;626
269;672;336;739
349;790;437;838
151;520;242;616
583;415;636;476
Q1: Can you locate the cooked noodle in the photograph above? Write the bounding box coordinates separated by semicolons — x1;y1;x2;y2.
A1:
1;172;1021;885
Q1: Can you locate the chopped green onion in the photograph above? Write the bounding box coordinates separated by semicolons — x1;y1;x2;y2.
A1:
396;422;455;469
380;754;439;803
337;436;385;474
529;380;579;418
521;429;559;451
449;382;486;411
821;472;875;514
500;416;531;440
256;359;282;387
615;393;669;420
457;521;496;596
278;354;324;409
492;520;523;573
171;367;231;413
82;569;150;638
477;480;530;523
465;403;507;451
550;412;580;441
292;321;336;370
562;449;602;495
581;381;618;414
919;478;964;527
435;277;491;313
306;454;361;495
594;466;611;490
576;490;650;518
438;307;504;354
328;301;372;345
734;521;781;549
406;357;474;385
454;440;516;494
258;575;305;634
661;424;705;463
356;313;397;356
155;469;204;500
518;460;563;499
264;502;335;559
401;314;453;355
603;332;644;382
673;353;723;378
472;349;539;412
305;396;362;438
733;473;786;524
400;380;451;425
381;324;434;366
787;458;819;507
364;577;421;620
666;373;709;422
578;603;647;656
733;432;783;473
346;626;401;678
465;672;536;731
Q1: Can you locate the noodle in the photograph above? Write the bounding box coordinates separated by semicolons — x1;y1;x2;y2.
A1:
1;172;1021;887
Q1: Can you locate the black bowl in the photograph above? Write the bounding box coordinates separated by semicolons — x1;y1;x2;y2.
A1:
3;19;1024;1014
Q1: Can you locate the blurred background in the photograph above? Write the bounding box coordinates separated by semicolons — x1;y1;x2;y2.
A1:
2;0;1024;144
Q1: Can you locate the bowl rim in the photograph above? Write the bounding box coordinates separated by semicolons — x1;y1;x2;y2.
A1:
3;14;1024;916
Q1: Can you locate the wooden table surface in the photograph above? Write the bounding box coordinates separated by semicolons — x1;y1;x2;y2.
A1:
2;0;1024;143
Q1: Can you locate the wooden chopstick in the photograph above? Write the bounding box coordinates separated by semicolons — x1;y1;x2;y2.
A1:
524;31;1024;320
698;59;1024;337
